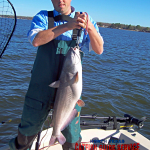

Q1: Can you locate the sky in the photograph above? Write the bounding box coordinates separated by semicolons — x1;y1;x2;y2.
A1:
11;0;150;27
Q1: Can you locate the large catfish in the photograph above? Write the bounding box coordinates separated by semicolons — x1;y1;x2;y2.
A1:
49;46;85;145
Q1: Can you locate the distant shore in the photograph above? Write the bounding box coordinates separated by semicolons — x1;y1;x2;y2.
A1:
17;16;33;20
97;22;150;33
1;15;149;33
0;15;33;20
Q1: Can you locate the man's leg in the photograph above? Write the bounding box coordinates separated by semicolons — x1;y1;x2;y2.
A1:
9;96;51;150
62;104;84;150
9;130;38;150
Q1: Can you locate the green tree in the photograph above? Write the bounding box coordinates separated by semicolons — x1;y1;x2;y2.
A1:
110;23;115;28
98;22;102;27
114;23;120;28
127;25;132;30
144;27;150;32
136;25;141;31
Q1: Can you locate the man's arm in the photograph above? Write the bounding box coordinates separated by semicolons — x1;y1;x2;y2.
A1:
32;12;85;47
88;20;104;55
32;24;69;47
32;11;104;55
75;12;103;55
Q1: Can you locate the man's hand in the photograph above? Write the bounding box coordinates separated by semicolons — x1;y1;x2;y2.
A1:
66;12;87;30
67;12;103;55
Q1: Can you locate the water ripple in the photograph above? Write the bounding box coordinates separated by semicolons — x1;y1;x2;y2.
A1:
0;22;150;147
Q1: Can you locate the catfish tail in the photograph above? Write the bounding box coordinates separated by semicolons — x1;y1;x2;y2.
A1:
49;132;66;146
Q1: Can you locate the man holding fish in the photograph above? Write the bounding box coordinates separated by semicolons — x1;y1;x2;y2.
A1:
9;0;103;150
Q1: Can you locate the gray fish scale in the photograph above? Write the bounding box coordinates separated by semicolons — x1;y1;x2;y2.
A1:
52;82;77;135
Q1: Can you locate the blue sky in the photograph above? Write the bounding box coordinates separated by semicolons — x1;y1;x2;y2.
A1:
12;0;150;27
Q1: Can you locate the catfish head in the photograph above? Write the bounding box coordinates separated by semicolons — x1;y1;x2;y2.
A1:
62;47;81;75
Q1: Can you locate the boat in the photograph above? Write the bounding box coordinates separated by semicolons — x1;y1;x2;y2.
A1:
1;114;150;150
31;127;150;150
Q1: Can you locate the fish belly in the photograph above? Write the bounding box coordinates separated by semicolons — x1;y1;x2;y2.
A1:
52;84;80;136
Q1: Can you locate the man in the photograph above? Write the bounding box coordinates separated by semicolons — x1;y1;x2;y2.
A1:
9;0;103;149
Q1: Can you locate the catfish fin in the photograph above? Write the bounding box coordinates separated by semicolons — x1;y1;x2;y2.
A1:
77;99;85;107
75;72;79;83
67;72;79;84
49;80;60;88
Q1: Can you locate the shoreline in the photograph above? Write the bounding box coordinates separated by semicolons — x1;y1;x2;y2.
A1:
1;15;149;33
97;23;150;33
99;26;150;33
17;16;33;20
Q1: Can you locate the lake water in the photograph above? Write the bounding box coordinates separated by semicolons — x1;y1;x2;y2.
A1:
0;19;150;147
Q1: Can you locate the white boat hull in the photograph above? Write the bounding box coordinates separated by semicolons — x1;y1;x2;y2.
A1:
1;128;150;150
31;128;150;150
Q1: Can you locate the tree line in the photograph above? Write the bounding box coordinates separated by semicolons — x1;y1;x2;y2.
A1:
1;15;149;33
97;22;150;33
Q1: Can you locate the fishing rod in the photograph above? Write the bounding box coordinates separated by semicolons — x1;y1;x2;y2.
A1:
0;119;12;125
76;12;88;47
80;113;146;130
48;113;146;130
76;28;83;46
10;111;142;133
80;113;129;120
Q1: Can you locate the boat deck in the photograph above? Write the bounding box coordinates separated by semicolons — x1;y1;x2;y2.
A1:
31;128;150;150
1;128;150;150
